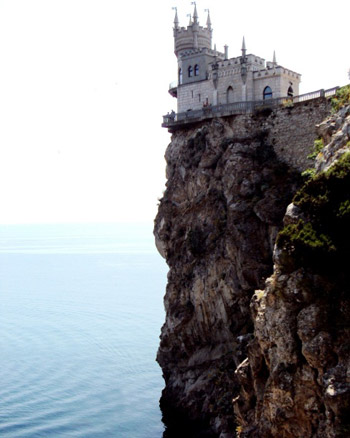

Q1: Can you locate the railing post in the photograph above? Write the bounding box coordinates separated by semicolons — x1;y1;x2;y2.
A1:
320;89;325;98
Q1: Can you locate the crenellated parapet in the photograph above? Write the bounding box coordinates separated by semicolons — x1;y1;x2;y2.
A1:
174;26;212;56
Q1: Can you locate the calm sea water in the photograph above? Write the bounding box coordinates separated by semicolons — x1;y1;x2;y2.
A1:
0;223;168;437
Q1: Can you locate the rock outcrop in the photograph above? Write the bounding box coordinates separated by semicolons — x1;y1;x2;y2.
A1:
154;96;349;437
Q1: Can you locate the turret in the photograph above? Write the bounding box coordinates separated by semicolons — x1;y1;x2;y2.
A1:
173;4;212;57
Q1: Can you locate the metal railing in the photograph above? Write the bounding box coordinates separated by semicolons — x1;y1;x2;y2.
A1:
162;86;340;128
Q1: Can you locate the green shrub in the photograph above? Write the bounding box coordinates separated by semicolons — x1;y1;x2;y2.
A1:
331;85;350;112
277;152;350;272
307;138;324;160
301;168;316;181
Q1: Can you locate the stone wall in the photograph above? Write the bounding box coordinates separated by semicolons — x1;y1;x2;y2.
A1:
263;97;331;170
177;97;331;171
177;80;213;112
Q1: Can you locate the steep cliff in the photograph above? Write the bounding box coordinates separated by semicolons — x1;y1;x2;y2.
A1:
234;98;350;438
154;97;349;437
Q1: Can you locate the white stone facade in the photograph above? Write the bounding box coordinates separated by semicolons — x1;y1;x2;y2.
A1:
172;7;301;114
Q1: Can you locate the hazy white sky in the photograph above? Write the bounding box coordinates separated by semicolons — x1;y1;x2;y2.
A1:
0;0;348;224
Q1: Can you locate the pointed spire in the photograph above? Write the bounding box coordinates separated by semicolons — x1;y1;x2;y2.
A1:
173;7;179;30
273;50;277;66
205;9;212;29
192;2;198;24
187;13;192;25
241;36;247;57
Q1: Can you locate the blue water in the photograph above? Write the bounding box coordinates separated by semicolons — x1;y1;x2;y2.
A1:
0;223;167;437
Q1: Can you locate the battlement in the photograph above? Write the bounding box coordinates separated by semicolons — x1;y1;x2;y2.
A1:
179;47;224;60
174;27;212;56
253;65;301;80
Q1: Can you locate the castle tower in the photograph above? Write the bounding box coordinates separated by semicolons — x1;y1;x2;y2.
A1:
173;5;212;57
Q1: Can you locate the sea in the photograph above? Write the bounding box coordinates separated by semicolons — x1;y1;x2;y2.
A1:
0;223;168;438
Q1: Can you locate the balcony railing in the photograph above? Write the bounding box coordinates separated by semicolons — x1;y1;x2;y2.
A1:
163;87;340;128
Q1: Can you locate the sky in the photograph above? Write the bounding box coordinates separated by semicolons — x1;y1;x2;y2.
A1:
0;0;348;224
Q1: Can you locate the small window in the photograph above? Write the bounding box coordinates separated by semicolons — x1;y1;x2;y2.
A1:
179;68;183;85
194;64;199;76
263;86;273;100
288;86;293;97
198;93;201;102
188;66;193;77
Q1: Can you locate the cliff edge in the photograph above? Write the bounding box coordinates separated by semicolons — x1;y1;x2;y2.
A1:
154;94;349;437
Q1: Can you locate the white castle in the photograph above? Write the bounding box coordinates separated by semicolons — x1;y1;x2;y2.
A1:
170;5;301;114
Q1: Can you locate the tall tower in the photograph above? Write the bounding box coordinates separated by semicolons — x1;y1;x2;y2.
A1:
172;5;218;101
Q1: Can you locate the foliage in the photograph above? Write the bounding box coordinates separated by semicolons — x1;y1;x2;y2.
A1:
301;168;316;181
283;98;294;108
276;152;350;272
331;85;350;112
307;138;324;160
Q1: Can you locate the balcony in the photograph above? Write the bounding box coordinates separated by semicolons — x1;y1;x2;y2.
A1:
168;80;178;98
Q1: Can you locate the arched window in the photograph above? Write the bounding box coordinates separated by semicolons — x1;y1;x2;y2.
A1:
263;86;273;100
227;86;234;104
194;64;199;76
188;66;193;77
179;68;183;85
288;86;293;97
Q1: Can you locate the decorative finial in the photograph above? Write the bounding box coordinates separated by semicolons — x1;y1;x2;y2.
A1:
187;13;192;25
204;8;211;29
191;2;198;23
241;36;247;57
172;7;179;29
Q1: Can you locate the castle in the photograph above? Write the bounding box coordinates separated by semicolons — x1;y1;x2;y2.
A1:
169;5;301;114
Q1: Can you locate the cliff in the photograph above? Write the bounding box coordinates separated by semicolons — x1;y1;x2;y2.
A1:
154;94;349;437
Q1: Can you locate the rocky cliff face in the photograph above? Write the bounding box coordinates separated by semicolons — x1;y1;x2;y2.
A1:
154;97;349;437
234;102;350;438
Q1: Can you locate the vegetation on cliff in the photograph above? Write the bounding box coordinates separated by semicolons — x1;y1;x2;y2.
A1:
277;150;350;273
331;85;350;112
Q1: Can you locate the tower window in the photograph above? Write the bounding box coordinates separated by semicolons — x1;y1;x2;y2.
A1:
263;86;273;100
179;68;183;85
194;64;199;76
188;66;193;77
288;86;294;97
